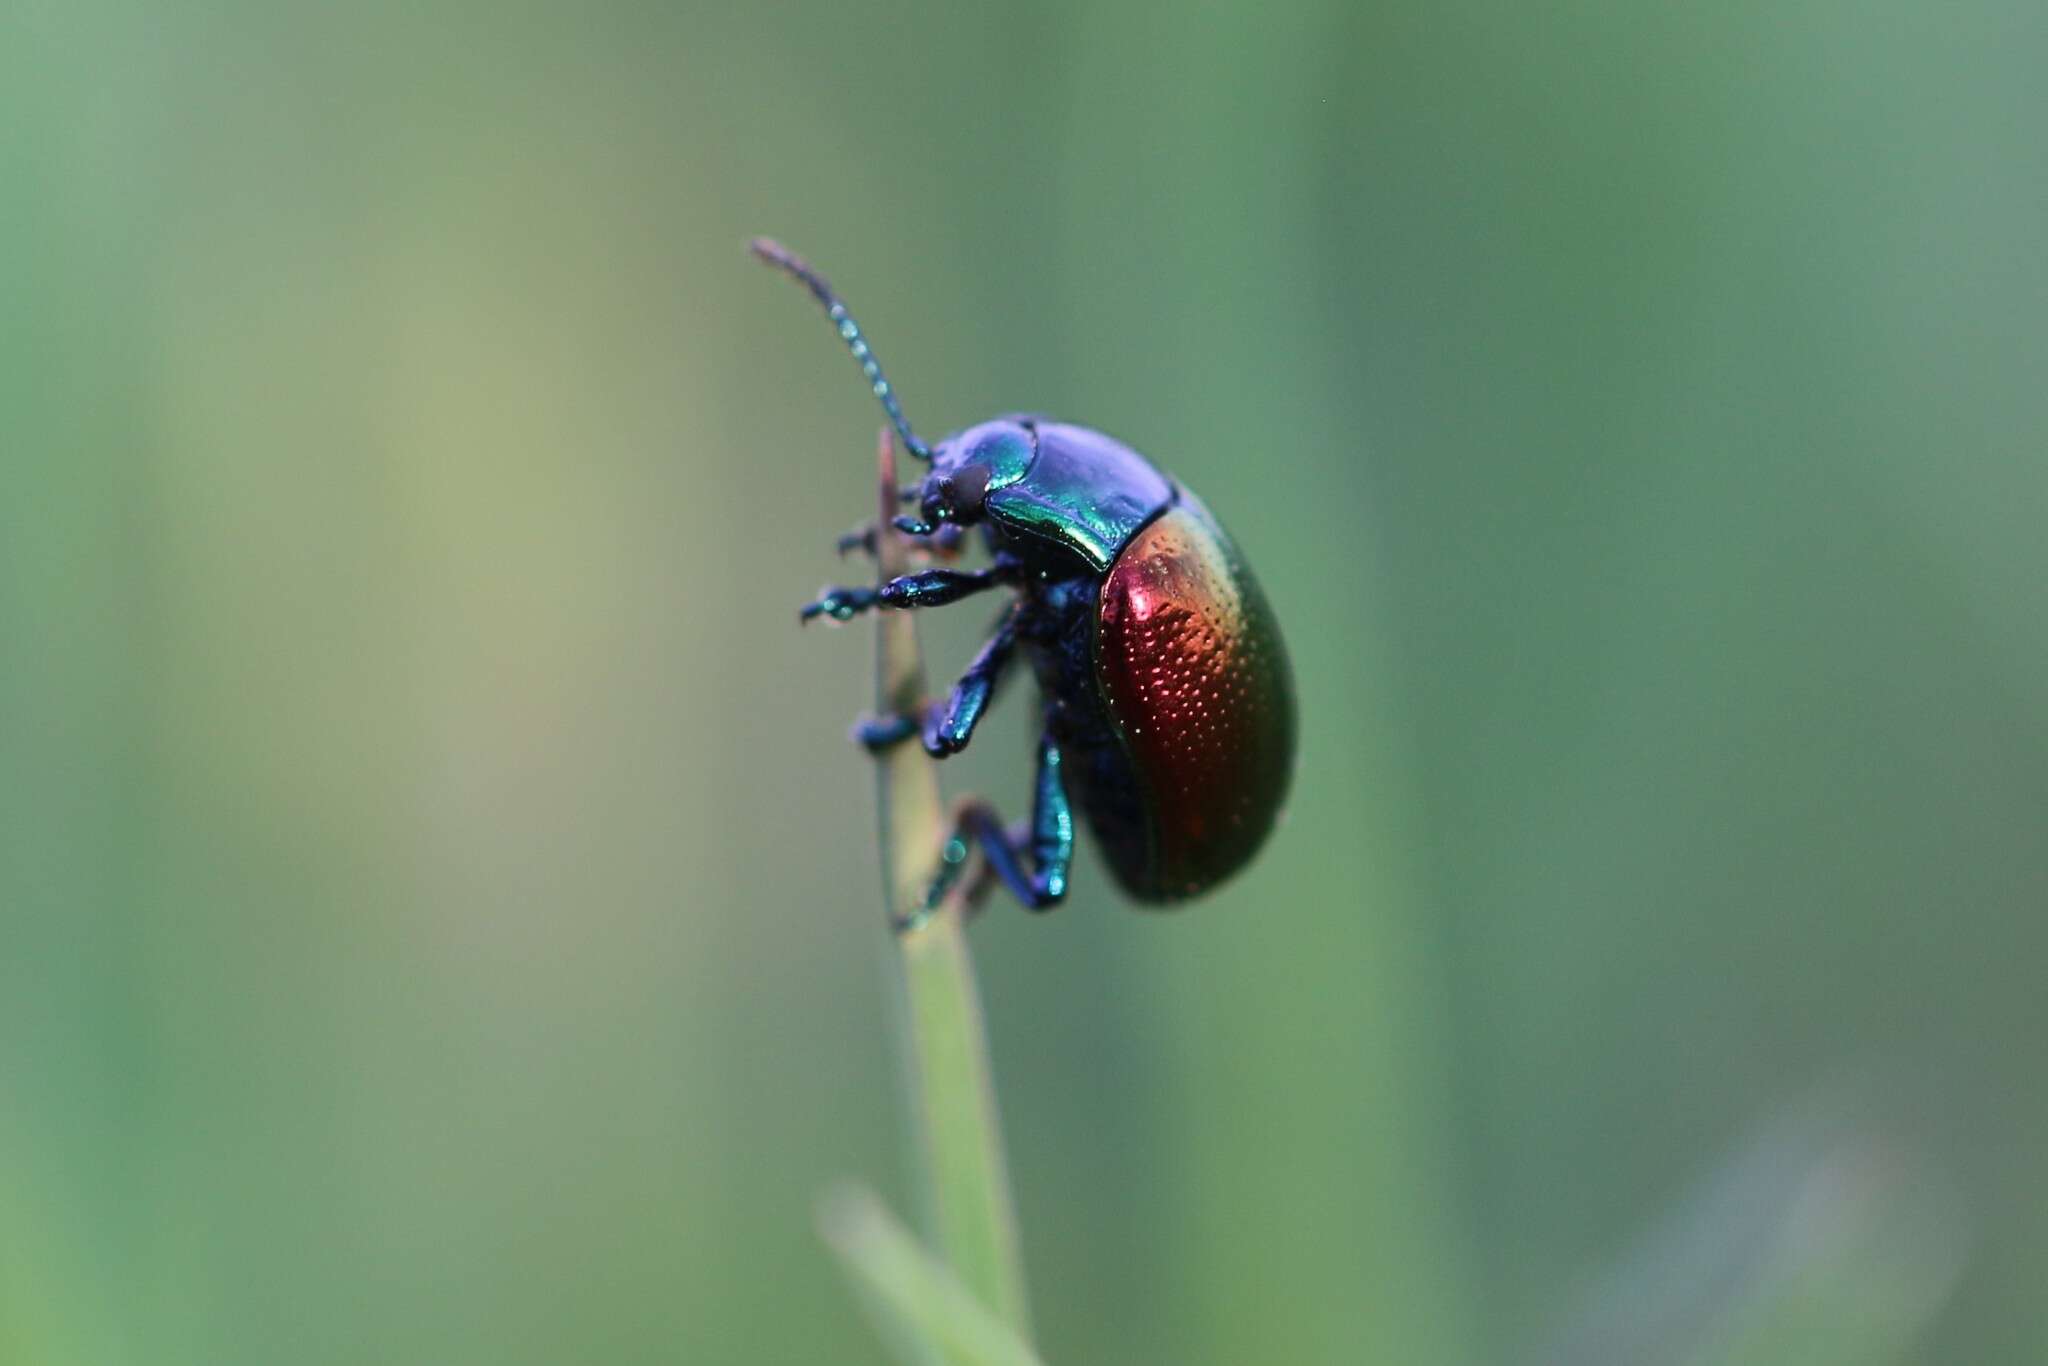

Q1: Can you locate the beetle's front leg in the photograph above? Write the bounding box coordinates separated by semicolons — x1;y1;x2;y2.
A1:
835;521;966;560
800;564;1010;624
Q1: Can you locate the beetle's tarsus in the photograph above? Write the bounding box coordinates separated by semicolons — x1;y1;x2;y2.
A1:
912;738;1072;916
839;520;966;561
852;710;923;752
836;524;880;557
799;584;880;623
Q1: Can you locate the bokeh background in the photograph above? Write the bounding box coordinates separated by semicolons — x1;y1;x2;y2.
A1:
6;1;2045;1362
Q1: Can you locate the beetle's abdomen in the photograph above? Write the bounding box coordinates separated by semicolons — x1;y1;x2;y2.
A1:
1093;494;1295;901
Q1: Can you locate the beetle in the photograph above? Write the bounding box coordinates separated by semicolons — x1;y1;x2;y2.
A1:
752;238;1295;920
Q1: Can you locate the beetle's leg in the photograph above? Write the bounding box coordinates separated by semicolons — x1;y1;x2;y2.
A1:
800;583;884;622
834;523;881;557
851;710;922;751
922;603;1020;755
800;564;1012;623
835;521;966;560
905;733;1072;927
851;602;1020;755
834;487;928;556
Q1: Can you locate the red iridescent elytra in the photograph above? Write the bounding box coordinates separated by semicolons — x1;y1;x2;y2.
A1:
1092;494;1295;900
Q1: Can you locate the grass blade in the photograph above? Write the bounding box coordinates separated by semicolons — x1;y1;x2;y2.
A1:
820;1184;1047;1366
862;425;1033;1348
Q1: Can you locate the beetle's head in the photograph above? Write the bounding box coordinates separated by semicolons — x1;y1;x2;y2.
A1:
904;420;1035;533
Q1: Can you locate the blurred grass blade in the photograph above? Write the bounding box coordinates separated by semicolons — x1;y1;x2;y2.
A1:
1685;1132;1967;1366
1530;1087;1968;1366
865;425;1034;1346
820;1184;1048;1366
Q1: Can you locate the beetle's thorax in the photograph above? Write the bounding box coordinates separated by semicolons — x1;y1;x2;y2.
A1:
920;416;1179;580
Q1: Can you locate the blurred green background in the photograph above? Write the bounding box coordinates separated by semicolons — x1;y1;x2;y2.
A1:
5;0;2045;1362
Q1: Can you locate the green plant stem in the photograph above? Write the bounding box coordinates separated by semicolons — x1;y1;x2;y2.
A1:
869;426;1034;1344
820;1185;1047;1366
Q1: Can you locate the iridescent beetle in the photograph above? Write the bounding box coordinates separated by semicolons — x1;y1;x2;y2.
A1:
753;239;1295;918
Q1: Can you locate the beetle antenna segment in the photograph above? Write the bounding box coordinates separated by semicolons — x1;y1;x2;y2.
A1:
748;237;931;461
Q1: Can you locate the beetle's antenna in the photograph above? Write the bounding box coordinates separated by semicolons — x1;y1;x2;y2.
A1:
749;237;931;461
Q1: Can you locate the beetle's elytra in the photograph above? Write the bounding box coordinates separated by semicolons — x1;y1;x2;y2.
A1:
752;238;1295;919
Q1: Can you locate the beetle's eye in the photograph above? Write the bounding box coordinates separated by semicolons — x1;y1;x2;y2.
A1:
926;463;990;523
949;462;991;512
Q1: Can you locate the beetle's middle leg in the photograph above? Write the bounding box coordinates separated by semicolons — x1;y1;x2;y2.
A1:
904;731;1072;928
854;603;1020;756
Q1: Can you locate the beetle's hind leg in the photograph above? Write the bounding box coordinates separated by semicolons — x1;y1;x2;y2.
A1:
903;733;1073;929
